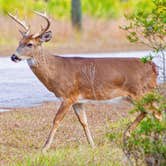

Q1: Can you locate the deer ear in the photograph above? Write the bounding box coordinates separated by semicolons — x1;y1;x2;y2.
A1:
39;31;52;42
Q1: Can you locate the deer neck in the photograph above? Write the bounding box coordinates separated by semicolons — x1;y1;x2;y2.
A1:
27;46;44;67
27;47;53;90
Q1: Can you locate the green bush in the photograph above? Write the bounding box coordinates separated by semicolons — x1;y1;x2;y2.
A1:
121;1;166;164
124;92;166;165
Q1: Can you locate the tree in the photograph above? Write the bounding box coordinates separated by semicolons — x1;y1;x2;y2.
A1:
121;0;166;82
71;0;82;30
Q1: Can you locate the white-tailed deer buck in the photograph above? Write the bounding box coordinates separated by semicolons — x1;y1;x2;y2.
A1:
9;12;159;153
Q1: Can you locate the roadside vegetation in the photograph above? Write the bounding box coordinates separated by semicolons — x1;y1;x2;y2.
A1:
122;0;166;165
124;92;166;165
0;0;154;19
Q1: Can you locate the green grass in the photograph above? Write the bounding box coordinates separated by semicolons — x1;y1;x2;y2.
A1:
13;144;123;166
10;118;132;166
0;0;154;19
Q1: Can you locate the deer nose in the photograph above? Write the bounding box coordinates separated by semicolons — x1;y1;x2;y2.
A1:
11;54;21;62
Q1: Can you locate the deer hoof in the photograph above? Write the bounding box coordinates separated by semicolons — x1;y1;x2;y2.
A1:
125;131;131;137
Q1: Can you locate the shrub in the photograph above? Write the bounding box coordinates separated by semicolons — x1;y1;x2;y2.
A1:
124;92;166;165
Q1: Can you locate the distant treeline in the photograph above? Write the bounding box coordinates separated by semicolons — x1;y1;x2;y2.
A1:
0;0;154;19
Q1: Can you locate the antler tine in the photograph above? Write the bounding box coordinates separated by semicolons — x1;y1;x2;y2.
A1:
33;11;50;38
8;12;30;33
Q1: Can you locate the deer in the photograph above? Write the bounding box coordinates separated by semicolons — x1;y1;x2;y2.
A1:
8;11;160;153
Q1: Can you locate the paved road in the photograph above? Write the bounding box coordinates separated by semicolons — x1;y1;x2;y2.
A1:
0;57;57;109
0;51;163;110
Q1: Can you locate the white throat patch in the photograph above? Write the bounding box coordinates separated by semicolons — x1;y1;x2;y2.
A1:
27;59;36;67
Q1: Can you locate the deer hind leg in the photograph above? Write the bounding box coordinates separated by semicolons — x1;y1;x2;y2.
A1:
73;103;95;148
42;99;73;153
124;99;162;137
122;96;146;136
125;112;147;137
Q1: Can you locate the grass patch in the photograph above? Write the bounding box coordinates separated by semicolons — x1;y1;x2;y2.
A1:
0;102;134;165
13;144;123;166
10;116;132;166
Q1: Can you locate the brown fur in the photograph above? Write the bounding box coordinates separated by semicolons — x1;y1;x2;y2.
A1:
30;55;157;101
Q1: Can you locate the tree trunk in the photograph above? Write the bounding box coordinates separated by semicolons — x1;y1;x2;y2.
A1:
71;0;82;30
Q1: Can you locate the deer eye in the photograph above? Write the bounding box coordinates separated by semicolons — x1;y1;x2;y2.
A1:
27;43;33;47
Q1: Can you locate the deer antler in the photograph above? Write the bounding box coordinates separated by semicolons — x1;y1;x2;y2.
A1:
33;11;51;38
8;12;30;36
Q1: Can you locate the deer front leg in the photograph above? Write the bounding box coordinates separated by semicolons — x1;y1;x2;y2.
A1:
73;103;95;148
42;99;73;153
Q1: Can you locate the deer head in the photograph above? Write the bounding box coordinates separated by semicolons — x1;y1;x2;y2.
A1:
9;11;52;62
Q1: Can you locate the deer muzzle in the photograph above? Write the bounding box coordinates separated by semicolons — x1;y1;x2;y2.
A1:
11;54;22;62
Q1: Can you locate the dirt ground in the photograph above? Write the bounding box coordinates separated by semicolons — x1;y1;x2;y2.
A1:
0;100;133;165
